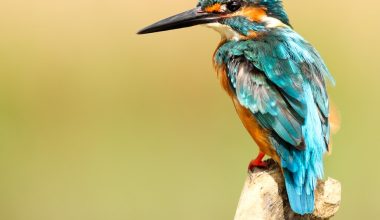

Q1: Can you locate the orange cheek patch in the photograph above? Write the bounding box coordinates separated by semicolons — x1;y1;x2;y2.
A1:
205;3;222;13
234;7;267;22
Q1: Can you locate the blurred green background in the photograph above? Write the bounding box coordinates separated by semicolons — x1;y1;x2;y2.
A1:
0;0;378;219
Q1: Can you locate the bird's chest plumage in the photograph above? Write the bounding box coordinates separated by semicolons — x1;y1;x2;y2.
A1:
213;58;279;160
214;63;234;97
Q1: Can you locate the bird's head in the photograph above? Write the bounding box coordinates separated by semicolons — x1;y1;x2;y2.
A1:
138;0;290;40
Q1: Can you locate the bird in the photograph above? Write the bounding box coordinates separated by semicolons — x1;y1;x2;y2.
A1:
138;0;335;215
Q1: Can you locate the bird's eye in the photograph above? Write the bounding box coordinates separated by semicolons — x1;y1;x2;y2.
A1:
226;1;242;12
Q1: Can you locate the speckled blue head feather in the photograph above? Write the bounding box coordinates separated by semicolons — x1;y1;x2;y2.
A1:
198;0;290;26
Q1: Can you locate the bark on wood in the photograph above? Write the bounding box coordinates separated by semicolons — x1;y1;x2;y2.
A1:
234;160;341;220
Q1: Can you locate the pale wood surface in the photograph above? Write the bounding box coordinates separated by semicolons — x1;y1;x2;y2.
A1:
234;160;341;220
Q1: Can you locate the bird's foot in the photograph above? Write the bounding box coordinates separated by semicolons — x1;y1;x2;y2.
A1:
248;152;268;172
248;160;268;172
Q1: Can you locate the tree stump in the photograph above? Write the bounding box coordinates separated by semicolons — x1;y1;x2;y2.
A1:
234;160;341;220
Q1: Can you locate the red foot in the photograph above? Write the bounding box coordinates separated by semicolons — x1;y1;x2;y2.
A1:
248;152;268;172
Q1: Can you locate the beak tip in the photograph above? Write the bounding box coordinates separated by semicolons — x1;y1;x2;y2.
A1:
136;7;220;36
136;29;148;35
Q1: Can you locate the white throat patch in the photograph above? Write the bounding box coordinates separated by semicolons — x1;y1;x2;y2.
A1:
204;17;287;41
205;23;243;41
262;16;286;28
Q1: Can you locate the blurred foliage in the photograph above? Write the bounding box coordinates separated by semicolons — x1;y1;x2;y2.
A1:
0;0;378;219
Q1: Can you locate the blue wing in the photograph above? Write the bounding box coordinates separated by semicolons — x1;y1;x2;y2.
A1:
227;57;304;148
216;28;334;214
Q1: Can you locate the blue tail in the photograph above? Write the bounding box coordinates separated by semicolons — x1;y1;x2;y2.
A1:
276;140;325;215
273;84;327;215
283;169;315;215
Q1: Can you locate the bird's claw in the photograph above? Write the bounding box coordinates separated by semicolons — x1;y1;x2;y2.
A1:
248;159;268;173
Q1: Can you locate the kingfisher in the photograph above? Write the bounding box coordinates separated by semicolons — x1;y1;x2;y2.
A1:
138;0;335;215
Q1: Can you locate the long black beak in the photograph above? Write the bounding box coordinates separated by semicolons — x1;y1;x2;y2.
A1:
137;7;221;34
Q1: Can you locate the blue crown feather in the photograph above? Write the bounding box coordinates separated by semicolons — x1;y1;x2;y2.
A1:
198;0;290;26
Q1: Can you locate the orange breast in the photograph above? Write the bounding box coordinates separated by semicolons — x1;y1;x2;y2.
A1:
214;61;280;162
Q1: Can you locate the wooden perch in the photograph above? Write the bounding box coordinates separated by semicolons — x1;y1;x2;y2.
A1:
234;160;341;220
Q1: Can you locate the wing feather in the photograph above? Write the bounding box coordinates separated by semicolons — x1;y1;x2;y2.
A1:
229;57;304;148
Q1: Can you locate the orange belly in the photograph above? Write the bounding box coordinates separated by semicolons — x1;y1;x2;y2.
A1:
232;97;280;162
215;64;280;162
